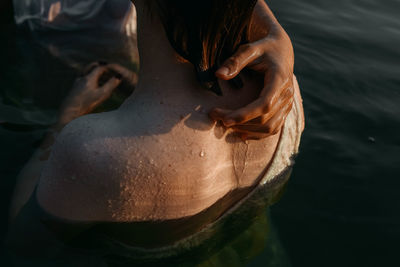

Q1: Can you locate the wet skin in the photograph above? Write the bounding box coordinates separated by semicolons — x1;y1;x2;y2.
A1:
211;0;295;140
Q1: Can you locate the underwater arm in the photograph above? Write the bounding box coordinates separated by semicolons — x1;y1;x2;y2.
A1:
210;0;294;140
9;64;122;222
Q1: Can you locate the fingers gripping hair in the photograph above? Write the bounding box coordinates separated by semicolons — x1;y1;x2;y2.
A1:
145;0;258;94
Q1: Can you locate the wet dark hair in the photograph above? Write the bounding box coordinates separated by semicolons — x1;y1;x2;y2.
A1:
146;0;257;95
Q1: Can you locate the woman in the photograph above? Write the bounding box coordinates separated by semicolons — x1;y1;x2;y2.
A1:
8;0;304;254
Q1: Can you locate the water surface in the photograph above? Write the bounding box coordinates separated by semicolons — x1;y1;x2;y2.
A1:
267;0;400;266
1;0;400;266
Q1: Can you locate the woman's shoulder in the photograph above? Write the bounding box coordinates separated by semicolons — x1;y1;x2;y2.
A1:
35;109;235;222
35;93;291;223
36;112;125;222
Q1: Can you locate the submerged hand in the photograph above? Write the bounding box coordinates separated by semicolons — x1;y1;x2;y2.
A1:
210;6;295;140
57;63;122;127
104;63;138;86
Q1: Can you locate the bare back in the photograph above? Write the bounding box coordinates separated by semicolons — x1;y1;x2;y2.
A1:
37;71;281;222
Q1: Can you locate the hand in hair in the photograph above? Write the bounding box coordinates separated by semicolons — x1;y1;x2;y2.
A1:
209;1;294;140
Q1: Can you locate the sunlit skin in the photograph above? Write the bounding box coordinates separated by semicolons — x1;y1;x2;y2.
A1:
211;0;295;140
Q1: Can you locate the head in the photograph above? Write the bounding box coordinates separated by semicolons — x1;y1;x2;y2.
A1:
144;0;257;95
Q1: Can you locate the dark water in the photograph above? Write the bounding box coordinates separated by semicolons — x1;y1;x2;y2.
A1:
1;0;400;266
269;0;400;266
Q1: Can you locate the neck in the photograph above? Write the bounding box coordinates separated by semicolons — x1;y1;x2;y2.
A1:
133;2;200;97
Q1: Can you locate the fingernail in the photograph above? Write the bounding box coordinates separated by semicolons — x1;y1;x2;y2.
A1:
115;73;122;80
98;61;108;66
216;67;229;77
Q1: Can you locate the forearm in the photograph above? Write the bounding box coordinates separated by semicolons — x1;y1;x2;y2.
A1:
9;118;72;222
212;1;296;138
252;1;294;68
250;1;286;41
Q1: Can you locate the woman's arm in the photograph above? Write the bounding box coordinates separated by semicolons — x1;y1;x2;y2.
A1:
9;64;122;222
210;0;294;140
